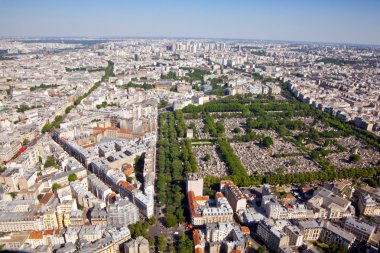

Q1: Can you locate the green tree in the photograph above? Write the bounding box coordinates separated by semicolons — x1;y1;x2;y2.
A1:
178;233;193;253
217;138;248;177
37;194;44;201
65;105;74;114
129;221;150;239
167;240;175;253
204;154;211;161
52;183;61;191
261;136;273;148
147;236;155;247
41;124;52;133
176;207;185;223
148;217;156;225
165;214;178;227
349;154;361;163
9;192;17;200
68;173;78;182
157;235;166;252
44;156;56;168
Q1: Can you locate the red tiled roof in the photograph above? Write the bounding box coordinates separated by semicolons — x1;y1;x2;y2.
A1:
241;226;250;234
43;229;54;235
29;231;43;240
215;192;224;199
118;180;135;191
193;229;201;246
119;129;132;134
82;143;96;149
39;192;54;205
123;167;134;176
188;191;201;218
195;196;209;201
302;187;314;192
283;193;295;199
195;248;203;253
106;192;116;200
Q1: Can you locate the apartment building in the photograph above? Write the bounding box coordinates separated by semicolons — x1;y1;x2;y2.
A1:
307;187;352;219
117;180;154;218
0;232;29;250
68;210;85;226
221;180;247;212
88;173;113;201
26;229;65;249
64;225;104;244
107;198;139;227
206;223;235;242
358;193;380;217
320;221;356;249
343;217;375;242
78;225;104;243
256;219;290;253
0;210;44;232
42;209;59;230
204;222;246;253
298;220;356;249
298;220;323;241
70;180;100;208
284;225;303;247
188;191;234;226
266;202;315;220
90;208;108;225
124;236;149;253
0;140;21;162
56;199;76;228
187;174;234;226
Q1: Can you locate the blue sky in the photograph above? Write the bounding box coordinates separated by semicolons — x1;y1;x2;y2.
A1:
1;0;380;44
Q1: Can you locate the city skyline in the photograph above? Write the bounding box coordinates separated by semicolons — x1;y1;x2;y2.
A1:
1;1;380;252
1;0;380;45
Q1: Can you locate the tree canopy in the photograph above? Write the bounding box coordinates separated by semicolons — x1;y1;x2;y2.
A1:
68;173;78;182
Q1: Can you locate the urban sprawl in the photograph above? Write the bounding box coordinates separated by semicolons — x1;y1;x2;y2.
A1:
0;39;379;253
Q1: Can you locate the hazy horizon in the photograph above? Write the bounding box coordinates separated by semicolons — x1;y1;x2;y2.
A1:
1;0;380;45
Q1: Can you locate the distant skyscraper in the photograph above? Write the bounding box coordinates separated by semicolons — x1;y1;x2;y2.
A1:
191;45;197;53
